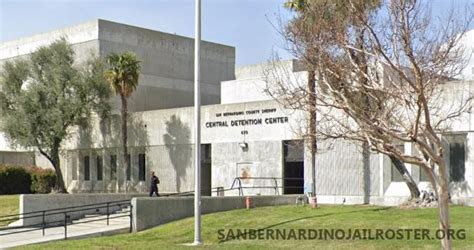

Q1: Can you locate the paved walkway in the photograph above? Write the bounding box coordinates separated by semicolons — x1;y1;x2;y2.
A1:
0;213;130;249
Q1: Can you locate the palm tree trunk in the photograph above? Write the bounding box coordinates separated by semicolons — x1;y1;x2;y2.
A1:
121;94;129;193
389;155;420;199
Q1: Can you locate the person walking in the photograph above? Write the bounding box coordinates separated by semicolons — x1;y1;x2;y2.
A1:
149;171;160;197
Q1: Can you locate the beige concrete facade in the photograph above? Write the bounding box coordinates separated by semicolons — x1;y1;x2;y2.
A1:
0;19;236;113
59;99;303;194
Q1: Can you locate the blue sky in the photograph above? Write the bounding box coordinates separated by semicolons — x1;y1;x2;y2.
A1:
1;0;473;66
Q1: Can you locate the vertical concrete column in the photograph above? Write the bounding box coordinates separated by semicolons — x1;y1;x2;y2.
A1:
379;153;384;196
362;142;371;204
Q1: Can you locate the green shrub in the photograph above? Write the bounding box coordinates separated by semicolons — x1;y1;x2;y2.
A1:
0;165;31;194
0;165;56;194
29;167;56;194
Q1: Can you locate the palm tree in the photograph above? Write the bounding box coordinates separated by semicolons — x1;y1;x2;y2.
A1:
104;52;141;192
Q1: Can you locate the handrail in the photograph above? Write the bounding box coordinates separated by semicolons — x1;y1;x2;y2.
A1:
168;177;304;197
0;200;133;240
161;186;238;197
230;177;304;196
0;202;130;226
0;199;131;220
0;178;304;240
0;203;130;228
235;177;304;180
0;202;129;230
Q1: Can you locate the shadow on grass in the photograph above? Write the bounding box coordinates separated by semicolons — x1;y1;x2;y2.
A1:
217;206;392;243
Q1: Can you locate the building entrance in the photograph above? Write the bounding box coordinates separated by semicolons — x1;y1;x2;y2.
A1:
283;140;304;194
201;144;212;196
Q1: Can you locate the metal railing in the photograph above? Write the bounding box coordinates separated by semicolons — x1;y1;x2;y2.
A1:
230;177;304;196
0;177;303;240
160;186;238;197
0;199;132;239
161;177;304;197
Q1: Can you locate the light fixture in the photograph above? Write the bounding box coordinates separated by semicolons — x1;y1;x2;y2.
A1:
239;142;248;149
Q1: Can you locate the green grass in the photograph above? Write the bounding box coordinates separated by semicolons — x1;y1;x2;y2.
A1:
0;195;19;226
14;204;474;249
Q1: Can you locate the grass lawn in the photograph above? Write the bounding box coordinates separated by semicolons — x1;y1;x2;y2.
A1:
14;204;474;249
0;195;19;226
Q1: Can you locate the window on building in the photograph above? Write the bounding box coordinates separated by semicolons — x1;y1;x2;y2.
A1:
201;144;211;161
419;166;431;182
110;155;117;180
97;156;103;181
72;156;78;181
201;144;212;165
84;156;90;181
126;154;131;181
138;153;145;181
447;135;466;182
391;144;405;182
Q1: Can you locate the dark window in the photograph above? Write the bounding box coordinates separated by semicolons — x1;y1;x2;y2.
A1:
110;155;117;180
96;156;103;181
201;144;211;164
449;140;465;182
202;144;211;160
138;154;145;181
84;156;90;181
441;134;467;182
126;154;131;181
419;166;431;182
391;145;405;182
283;140;304;194
200;144;212;196
72;157;78;181
391;163;404;182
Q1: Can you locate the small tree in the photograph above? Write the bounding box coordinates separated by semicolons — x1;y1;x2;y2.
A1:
273;0;472;248
0;38;111;193
104;52;141;192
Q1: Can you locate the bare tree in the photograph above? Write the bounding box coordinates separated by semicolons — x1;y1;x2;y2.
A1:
269;0;473;248
284;0;319;201
275;0;422;200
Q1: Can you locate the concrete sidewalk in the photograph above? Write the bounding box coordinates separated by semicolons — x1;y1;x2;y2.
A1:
0;213;130;249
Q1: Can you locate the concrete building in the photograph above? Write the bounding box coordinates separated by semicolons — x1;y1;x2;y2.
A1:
0;19;235;112
1;20;473;206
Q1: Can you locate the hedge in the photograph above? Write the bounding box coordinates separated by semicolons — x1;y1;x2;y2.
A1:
29;167;56;194
0;165;56;195
0;165;30;194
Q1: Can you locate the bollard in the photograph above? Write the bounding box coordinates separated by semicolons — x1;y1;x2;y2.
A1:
245;196;252;209
216;187;224;197
310;196;318;208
